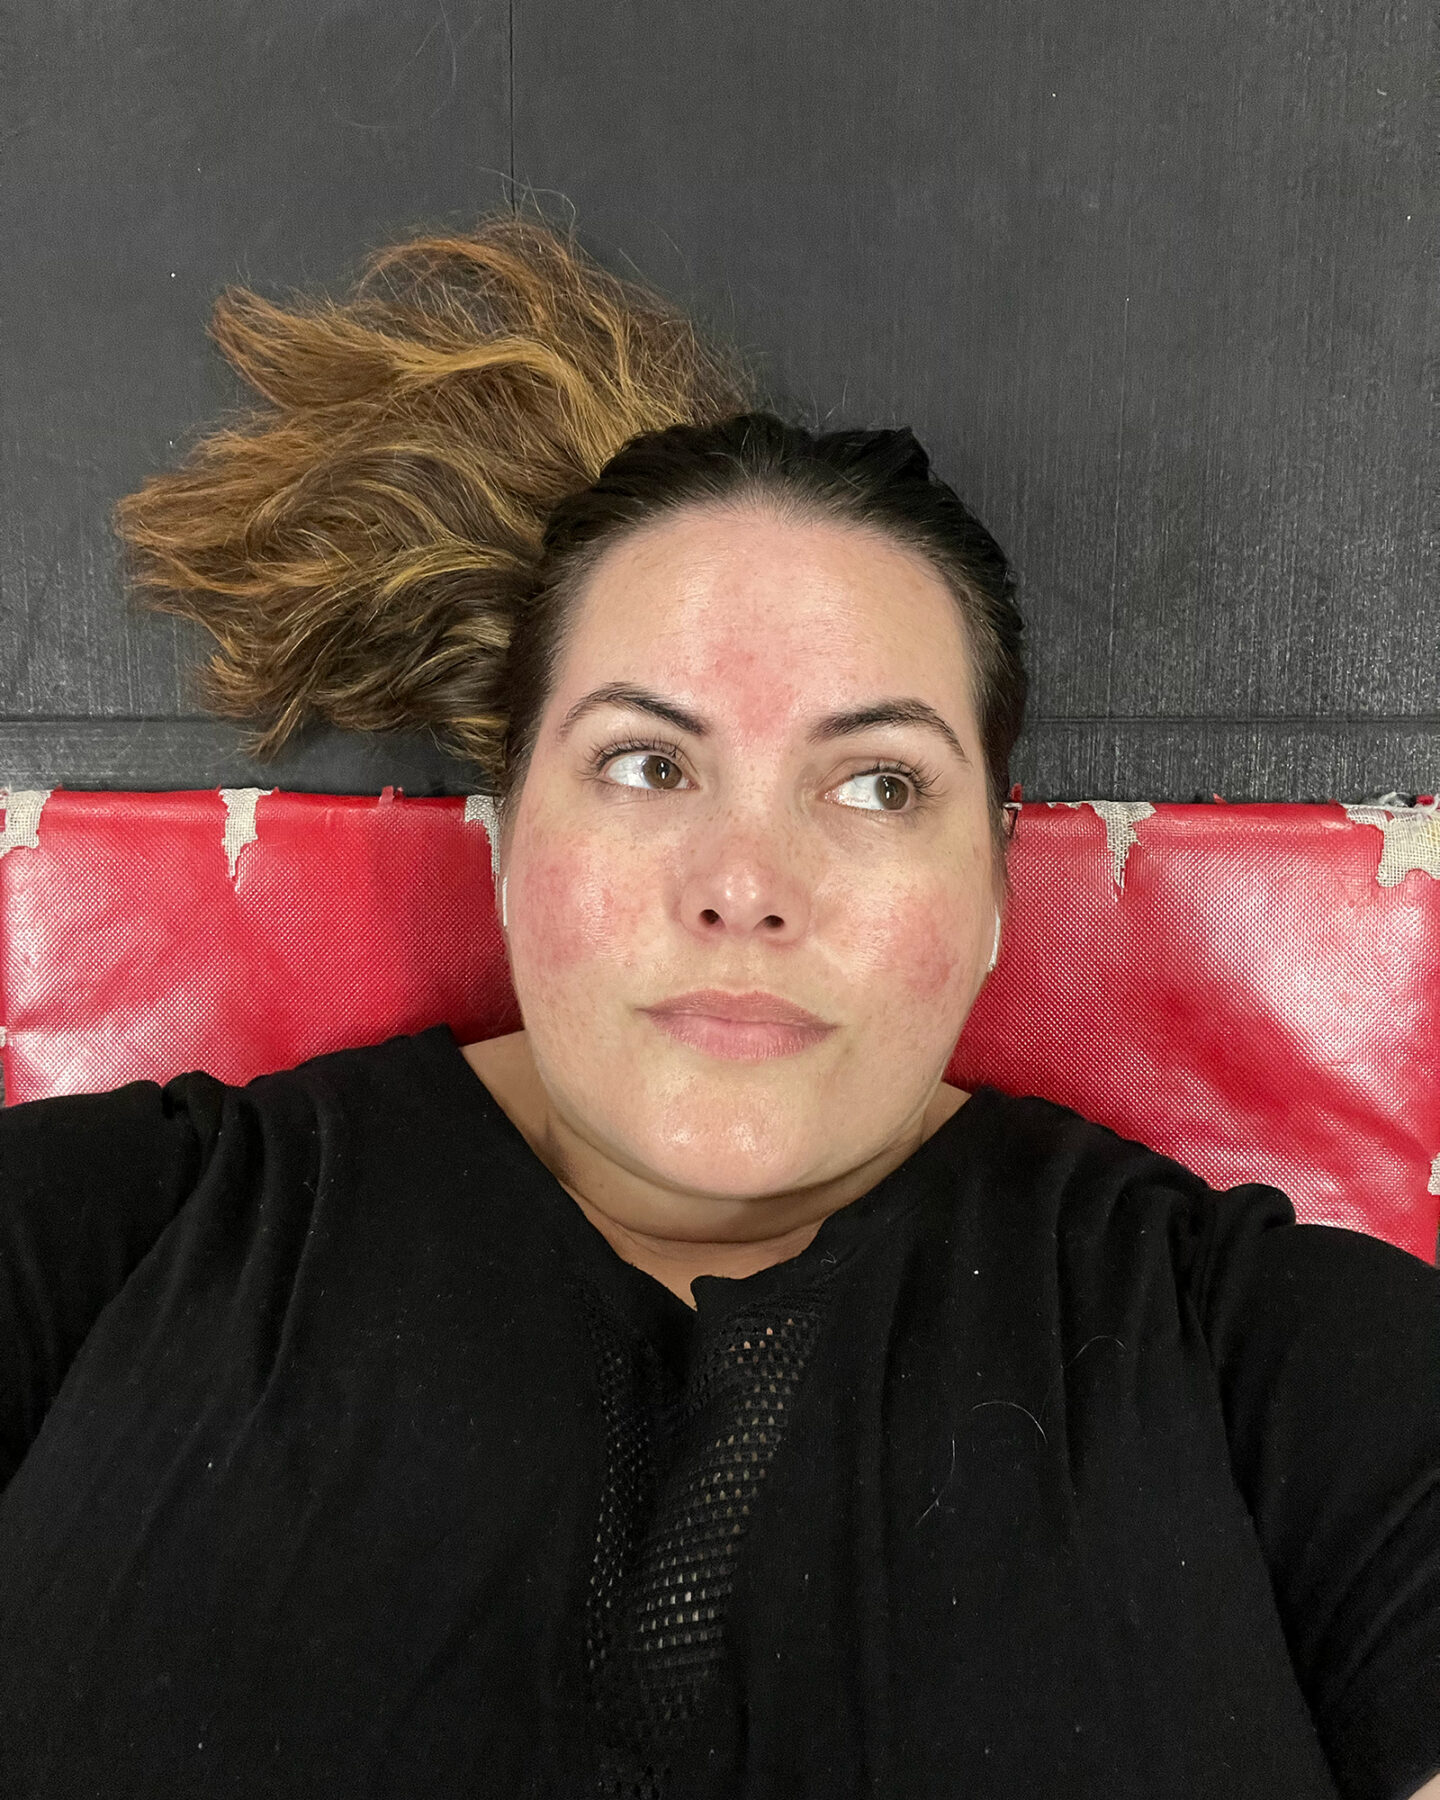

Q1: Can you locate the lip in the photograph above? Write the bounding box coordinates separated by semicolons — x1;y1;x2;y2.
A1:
641;990;836;1063
644;988;831;1026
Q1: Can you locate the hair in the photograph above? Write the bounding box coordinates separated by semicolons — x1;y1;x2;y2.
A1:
115;208;1027;870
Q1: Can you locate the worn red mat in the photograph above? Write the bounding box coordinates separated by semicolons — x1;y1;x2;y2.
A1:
2;787;1436;1261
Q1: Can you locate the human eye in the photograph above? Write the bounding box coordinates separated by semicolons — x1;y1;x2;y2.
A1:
832;760;939;816
588;737;692;793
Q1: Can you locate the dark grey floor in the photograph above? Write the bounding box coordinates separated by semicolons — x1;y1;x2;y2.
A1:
3;0;1436;802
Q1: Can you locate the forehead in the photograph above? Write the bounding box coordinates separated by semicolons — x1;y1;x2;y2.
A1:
555;503;977;730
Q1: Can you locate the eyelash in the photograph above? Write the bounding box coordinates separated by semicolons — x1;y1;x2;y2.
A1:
586;736;940;813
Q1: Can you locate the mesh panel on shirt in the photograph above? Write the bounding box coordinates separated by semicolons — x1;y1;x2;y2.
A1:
575;1275;830;1799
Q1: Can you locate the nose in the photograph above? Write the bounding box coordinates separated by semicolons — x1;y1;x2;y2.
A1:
675;833;814;941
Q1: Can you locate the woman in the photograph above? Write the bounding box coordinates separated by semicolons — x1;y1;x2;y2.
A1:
1;214;1436;1800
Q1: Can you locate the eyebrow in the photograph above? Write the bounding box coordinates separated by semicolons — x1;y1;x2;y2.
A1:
557;681;970;765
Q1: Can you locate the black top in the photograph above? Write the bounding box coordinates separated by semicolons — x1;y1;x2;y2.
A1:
1;1023;1437;1800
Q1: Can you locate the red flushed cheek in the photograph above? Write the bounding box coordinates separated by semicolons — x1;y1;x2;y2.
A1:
511;841;648;973
859;890;967;1004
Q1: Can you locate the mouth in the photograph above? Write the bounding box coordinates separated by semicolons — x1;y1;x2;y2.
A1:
645;988;831;1027
640;990;836;1063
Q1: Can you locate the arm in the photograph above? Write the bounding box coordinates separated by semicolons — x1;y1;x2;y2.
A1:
0;1071;222;1485
1195;1199;1440;1800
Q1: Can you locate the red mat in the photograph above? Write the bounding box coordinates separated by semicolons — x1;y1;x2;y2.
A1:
2;786;1436;1262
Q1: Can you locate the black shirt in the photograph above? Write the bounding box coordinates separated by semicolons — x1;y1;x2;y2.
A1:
1;1022;1437;1800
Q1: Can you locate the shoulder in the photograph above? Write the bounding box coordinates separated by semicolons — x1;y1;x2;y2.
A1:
175;1020;472;1154
0;1021;466;1182
239;1019;461;1105
966;1084;1439;1355
961;1085;1294;1272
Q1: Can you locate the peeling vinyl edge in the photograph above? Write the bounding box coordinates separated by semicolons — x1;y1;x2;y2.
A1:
0;788;53;860
218;788;274;883
1342;793;1440;888
1059;799;1156;891
463;793;502;885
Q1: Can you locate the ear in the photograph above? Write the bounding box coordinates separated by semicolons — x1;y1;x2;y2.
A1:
1002;804;1020;843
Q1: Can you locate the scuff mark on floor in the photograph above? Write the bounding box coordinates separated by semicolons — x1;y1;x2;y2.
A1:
463;792;502;885
1342;793;1440;888
1059;799;1155;891
0;789;53;861
218;788;274;883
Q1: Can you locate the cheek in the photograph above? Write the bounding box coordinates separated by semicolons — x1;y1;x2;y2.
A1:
512;839;646;975
854;889;970;1005
896;895;965;1002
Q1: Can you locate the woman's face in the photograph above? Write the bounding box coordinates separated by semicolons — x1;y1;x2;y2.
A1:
498;502;1002;1206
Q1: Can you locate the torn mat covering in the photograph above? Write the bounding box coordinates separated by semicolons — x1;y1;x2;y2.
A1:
0;789;1436;1263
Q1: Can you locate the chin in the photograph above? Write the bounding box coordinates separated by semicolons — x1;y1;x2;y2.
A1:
646;1146;823;1204
613;1088;842;1200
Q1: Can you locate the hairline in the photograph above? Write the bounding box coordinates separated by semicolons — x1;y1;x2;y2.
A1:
497;488;1013;885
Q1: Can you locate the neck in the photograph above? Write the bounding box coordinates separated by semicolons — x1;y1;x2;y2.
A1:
459;1029;967;1311
561;1196;827;1309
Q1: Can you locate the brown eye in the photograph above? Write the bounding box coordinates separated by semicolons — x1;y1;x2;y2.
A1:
644;755;683;790
876;774;909;812
835;770;918;813
601;747;691;792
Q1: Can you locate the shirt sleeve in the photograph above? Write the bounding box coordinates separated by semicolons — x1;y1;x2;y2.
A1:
0;1071;226;1489
1193;1187;1440;1800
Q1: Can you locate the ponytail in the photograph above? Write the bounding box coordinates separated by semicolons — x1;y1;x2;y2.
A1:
114;211;760;780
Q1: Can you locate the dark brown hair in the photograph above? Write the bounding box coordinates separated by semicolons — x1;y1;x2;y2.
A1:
115;209;1027;861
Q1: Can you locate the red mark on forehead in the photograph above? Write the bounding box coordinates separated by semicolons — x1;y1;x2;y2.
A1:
685;635;802;745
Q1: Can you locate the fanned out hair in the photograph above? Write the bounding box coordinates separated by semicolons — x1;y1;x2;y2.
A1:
116;208;1027;860
114;212;760;780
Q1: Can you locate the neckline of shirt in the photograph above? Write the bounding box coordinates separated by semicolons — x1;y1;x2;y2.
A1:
415;1021;1003;1331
